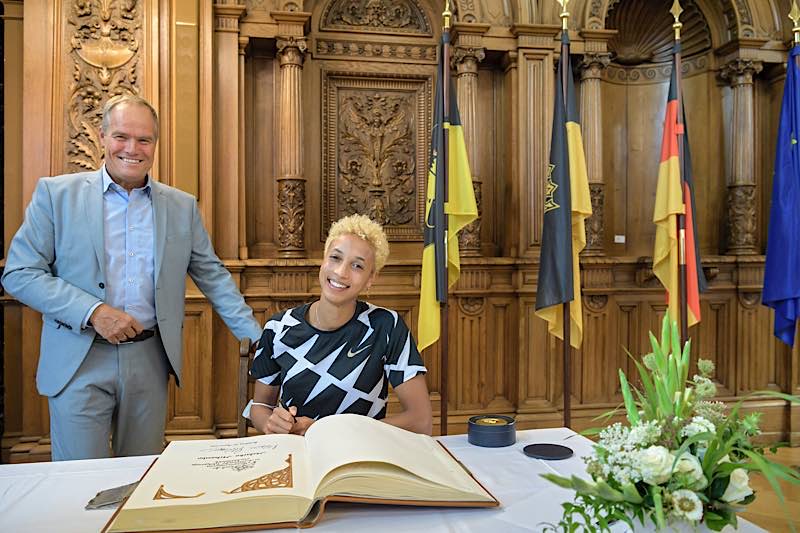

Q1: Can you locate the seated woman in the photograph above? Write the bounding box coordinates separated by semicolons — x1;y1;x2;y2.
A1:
248;214;432;436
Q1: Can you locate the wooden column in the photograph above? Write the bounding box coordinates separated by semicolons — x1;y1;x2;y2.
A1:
272;11;310;257
453;23;488;256
238;36;249;259
578;52;610;256
720;58;762;255
212;3;245;259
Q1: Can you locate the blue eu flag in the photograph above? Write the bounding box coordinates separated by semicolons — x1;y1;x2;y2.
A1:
763;45;800;346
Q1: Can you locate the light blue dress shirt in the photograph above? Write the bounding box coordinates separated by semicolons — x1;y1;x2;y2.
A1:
84;165;157;329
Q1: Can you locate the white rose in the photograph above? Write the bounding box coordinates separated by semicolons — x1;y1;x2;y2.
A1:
671;489;704;522
639;446;674;485
721;468;753;503
675;453;707;489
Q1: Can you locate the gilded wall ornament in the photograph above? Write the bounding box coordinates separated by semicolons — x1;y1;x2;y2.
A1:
67;0;141;172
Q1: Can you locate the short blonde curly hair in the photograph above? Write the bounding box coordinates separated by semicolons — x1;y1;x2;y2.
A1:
324;214;389;272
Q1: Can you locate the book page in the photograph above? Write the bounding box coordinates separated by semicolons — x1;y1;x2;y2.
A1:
123;434;314;510
304;414;493;500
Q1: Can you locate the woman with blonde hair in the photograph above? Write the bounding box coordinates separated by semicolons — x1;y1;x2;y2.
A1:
248;214;432;435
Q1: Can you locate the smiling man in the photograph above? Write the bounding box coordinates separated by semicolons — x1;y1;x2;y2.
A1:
2;95;261;460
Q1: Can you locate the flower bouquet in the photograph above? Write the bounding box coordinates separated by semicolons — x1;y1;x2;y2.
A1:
542;317;800;531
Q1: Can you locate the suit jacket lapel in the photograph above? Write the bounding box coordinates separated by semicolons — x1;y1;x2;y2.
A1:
83;170;106;279
152;180;168;282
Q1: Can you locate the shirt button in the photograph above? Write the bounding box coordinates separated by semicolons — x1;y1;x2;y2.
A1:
129;252;135;256
129;226;134;230
128;278;134;284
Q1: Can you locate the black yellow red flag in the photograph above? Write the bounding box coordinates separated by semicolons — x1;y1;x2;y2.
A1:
653;44;707;327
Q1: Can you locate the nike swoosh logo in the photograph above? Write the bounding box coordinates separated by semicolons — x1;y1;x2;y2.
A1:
347;344;371;358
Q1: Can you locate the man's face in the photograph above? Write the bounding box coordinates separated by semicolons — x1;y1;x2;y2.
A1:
100;103;158;190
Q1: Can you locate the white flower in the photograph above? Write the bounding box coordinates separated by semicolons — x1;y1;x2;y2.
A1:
680;416;716;439
638;446;674;485
674;452;707;489
721;468;753;503
671;489;704;521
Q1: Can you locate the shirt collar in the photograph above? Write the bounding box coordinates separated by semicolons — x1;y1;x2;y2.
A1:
101;164;152;196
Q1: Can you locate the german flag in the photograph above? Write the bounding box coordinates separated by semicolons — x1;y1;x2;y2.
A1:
653;44;707;327
417;33;478;352
534;33;592;349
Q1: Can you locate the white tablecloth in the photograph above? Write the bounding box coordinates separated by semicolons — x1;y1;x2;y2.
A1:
0;428;765;532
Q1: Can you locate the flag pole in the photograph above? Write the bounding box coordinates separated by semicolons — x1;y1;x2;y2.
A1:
557;0;572;430
791;1;800;68
439;1;452;436
670;0;689;345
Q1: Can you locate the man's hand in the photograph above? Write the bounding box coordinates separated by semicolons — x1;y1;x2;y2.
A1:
89;303;144;344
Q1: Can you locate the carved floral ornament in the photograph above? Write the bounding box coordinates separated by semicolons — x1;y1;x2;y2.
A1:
321;0;432;35
67;0;141;172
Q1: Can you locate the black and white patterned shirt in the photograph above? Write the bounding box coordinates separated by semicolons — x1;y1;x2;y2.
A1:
251;301;427;420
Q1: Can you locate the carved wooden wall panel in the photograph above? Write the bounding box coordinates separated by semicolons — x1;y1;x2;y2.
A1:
166;301;213;433
322;72;430;240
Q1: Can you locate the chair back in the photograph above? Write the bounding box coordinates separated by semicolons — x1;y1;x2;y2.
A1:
237;337;256;437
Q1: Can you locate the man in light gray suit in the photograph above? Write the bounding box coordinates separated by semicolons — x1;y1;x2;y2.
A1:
2;95;262;461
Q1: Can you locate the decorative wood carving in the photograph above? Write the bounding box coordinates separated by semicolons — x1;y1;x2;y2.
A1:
458;297;485;316
66;0;141;172
719;58;763;86
337;91;416;227
323;73;430;241
320;0;432;36
277;179;306;250
606;0;711;66
584;183;605;254
727;185;757;254
585;294;609;312
276;36;308;256
315;39;437;62
456;0;479;24
459;182;482;253
604;55;709;84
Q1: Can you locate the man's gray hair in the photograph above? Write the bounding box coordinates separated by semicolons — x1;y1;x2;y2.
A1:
101;94;160;140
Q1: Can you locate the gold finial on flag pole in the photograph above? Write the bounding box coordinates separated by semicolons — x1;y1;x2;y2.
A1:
557;0;569;31
671;0;684;40
443;0;452;29
790;0;800;44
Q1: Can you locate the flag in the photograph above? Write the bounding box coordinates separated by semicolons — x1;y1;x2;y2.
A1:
417;34;478;352
652;44;707;328
535;33;592;349
763;45;800;346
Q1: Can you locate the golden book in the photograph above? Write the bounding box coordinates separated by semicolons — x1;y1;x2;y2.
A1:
103;414;498;532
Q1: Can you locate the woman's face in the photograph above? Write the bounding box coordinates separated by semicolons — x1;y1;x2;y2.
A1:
319;234;377;306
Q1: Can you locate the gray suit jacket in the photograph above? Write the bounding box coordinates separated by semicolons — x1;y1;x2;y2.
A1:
2;170;262;397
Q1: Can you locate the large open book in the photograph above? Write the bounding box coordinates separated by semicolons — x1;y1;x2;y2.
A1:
104;414;498;532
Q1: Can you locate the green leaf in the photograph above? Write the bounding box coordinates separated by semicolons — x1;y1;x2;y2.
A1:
652;487;665;529
619;370;640;425
660;315;670;355
540;473;575;490
620;482;644;504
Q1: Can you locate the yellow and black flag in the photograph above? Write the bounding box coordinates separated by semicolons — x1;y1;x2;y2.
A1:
418;33;478;352
535;33;592;348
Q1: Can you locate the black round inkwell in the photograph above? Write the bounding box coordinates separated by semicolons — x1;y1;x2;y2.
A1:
467;415;516;447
